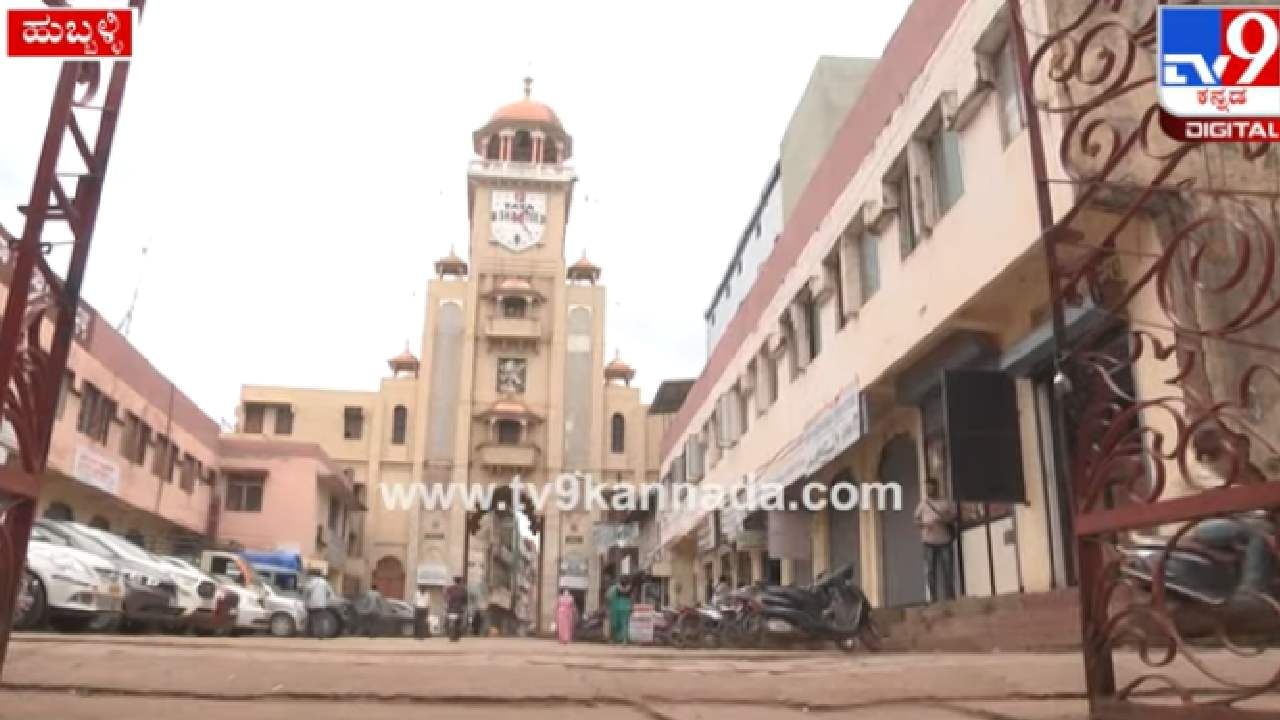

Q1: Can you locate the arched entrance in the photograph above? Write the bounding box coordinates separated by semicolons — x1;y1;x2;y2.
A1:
878;434;924;607
42;502;74;522
372;556;406;600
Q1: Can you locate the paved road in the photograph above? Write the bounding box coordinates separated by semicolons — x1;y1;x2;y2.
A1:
0;633;1275;719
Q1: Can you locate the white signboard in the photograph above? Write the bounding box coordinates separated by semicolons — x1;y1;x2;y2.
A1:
593;522;639;551
803;385;866;476
73;445;120;495
416;562;450;587
559;555;589;590
629;603;655;644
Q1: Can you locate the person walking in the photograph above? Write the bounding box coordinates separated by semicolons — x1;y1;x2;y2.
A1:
914;478;958;603
444;575;467;642
555;589;577;644
355;583;383;638
606;577;633;644
413;583;432;640
711;575;731;608
302;569;336;639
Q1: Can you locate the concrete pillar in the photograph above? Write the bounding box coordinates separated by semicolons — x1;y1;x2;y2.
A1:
538;504;561;634
812;508;830;577
780;558;794;586
750;549;764;584
1014;379;1052;593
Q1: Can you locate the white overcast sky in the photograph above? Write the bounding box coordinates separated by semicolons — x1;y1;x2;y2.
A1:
0;1;910;427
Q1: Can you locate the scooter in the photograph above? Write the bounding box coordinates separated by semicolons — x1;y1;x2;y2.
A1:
756;564;879;653
574;609;607;643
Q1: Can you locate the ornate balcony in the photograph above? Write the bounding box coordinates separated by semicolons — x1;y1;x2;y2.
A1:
476;442;539;471
486;316;541;341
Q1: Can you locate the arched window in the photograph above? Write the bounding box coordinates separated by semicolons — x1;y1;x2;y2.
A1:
610;413;626;454
495;419;522;445
391;405;407;445
485;136;500;160
512;131;533;162
43;502;74;522
542;142;558;164
88;515;110;531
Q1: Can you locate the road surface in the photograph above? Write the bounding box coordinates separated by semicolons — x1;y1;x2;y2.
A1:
1;633;1276;718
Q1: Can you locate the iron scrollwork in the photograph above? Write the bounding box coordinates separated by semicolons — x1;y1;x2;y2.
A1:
1013;0;1280;714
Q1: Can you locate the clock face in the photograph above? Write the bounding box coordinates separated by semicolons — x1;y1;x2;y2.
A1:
490;190;547;252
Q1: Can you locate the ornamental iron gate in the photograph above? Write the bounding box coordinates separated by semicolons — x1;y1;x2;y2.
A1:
0;1;143;679
1011;0;1280;716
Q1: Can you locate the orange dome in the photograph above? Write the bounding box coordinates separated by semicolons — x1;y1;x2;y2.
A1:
604;351;635;383
489;97;562;129
388;345;420;373
567;253;601;283
435;248;468;277
473;78;573;160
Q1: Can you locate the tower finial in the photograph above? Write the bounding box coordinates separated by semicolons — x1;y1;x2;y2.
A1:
523;76;533;98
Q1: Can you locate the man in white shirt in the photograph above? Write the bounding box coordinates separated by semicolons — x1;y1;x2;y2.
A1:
302;569;335;639
413;583;432;639
914;478;958;603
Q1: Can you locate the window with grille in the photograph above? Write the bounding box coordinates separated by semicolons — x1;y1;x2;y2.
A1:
225;474;265;512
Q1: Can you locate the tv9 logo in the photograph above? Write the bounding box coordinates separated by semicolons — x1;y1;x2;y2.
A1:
1158;6;1280;141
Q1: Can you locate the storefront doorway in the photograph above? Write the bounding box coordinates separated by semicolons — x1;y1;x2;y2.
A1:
879;435;924;606
372;556;406;601
827;470;861;581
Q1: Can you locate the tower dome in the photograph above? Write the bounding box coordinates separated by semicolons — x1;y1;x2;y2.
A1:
435;247;468;278
473;78;573;162
567;252;601;284
388;344;420;377
604;350;635;385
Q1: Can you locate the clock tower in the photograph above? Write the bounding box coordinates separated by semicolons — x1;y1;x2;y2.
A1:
410;78;607;632
229;80;668;636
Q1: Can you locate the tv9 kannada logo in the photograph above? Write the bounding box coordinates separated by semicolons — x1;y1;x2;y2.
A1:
1158;6;1280;141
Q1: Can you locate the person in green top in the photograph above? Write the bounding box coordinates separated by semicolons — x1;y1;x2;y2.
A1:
605;576;633;644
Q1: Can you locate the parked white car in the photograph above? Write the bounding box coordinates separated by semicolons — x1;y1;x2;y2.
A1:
15;539;124;631
260;582;306;637
155;556;238;635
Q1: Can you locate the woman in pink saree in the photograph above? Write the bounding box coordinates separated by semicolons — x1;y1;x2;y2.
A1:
556;590;577;644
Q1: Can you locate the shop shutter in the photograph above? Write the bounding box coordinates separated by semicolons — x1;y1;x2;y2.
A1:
942;369;1026;503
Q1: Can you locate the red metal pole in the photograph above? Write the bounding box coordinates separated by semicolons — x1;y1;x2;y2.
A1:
0;16;139;673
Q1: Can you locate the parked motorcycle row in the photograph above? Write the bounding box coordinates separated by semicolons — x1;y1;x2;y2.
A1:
669;565;880;653
572;565;881;653
14;519;417;638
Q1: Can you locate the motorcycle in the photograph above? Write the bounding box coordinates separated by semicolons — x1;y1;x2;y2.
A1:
756;564;879;653
1119;516;1279;610
717;587;765;648
673;604;724;649
651;608;684;646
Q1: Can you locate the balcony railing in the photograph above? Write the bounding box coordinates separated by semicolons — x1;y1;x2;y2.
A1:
467;159;575;183
476;443;539;470
486;317;541;341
